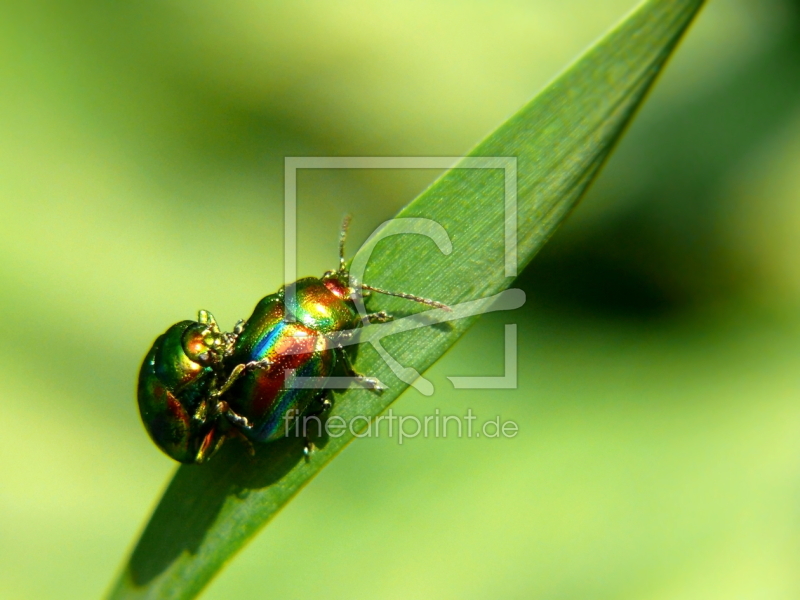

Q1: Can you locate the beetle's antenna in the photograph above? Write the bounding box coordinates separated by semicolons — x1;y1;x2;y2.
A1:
361;284;451;311
341;216;449;310
339;214;352;273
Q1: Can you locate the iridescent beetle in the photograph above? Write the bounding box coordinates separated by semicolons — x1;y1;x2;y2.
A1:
137;218;447;463
136;312;263;463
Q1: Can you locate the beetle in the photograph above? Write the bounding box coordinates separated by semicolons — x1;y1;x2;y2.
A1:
137;310;267;463
137;218;446;464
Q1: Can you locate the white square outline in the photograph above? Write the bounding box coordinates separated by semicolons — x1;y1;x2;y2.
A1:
283;156;518;390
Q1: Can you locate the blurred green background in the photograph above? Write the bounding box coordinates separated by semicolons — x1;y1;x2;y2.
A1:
1;0;799;598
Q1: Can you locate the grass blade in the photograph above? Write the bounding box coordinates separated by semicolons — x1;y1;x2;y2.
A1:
108;1;705;597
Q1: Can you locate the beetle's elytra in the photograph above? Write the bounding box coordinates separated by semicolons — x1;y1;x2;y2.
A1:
137;218;447;464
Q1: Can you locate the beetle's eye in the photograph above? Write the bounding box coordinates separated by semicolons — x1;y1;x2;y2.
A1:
182;325;213;363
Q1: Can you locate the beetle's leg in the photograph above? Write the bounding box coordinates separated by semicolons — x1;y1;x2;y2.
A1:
366;310;392;323
211;364;246;398
196;428;225;464
308;390;333;416
303;438;320;458
192;399;209;423
303;439;316;458
211;358;272;398
217;401;258;452
317;394;333;413
219;319;247;356
216;400;253;430
302;391;333;458
338;348;386;391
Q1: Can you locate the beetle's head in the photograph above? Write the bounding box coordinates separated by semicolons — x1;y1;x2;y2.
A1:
181;310;234;368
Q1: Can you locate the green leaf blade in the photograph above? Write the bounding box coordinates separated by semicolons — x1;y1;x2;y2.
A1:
108;1;705;598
